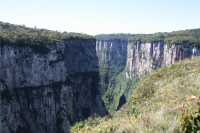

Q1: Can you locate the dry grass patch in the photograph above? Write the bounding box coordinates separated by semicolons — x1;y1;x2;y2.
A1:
71;57;200;133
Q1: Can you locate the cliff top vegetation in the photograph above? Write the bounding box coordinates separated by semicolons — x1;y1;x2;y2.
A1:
129;29;200;47
0;21;96;47
96;33;133;41
71;56;200;133
96;29;200;47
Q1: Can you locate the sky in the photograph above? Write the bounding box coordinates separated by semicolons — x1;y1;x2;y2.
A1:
0;0;200;35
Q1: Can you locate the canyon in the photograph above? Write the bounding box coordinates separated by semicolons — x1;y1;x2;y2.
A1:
1;38;200;133
1;39;106;133
1;23;200;133
96;39;200;114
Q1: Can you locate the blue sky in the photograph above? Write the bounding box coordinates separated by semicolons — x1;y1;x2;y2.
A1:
0;0;200;35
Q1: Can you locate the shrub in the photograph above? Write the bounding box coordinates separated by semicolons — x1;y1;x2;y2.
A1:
179;95;200;132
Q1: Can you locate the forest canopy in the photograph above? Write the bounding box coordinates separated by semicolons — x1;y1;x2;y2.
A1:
0;22;96;47
129;29;200;46
1;22;200;47
96;29;200;47
96;33;134;41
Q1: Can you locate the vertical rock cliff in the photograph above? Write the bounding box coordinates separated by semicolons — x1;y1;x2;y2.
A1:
96;40;129;114
126;41;200;78
1;39;106;133
97;39;200;114
96;40;128;67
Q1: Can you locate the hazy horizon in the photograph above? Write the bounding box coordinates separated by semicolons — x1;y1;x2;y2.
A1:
1;0;200;35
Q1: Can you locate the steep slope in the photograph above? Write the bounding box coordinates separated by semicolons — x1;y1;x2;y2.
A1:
96;39;130;114
71;56;200;133
96;30;200;115
0;22;106;133
126;41;199;78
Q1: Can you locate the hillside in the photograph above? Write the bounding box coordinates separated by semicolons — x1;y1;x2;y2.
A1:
71;56;200;133
96;29;200;115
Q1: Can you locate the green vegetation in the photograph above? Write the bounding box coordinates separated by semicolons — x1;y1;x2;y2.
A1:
96;33;133;41
0;22;95;50
98;58;131;114
179;96;200;132
70;114;109;133
102;68;139;115
99;59;125;94
128;29;200;47
71;56;200;133
96;29;200;48
97;29;200;115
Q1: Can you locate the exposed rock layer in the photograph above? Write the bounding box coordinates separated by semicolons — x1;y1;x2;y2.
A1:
96;40;200;78
1;39;106;133
126;42;200;78
96;40;200;112
96;40;128;67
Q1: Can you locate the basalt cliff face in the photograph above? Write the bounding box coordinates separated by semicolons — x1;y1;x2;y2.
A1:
96;40;128;113
1;39;106;133
97;40;200;79
96;40;200;113
126;41;200;78
96;40;128;67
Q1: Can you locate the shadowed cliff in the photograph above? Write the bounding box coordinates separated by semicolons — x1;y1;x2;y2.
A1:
0;22;106;133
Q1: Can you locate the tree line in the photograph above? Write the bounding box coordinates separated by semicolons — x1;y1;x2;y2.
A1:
0;21;96;47
96;29;200;47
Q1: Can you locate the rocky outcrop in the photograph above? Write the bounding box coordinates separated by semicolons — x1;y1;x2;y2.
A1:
97;40;200;79
1;39;106;133
97;39;200;113
126;41;200;78
96;40;128;66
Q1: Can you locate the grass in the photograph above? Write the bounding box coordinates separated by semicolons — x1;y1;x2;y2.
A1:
70;56;200;133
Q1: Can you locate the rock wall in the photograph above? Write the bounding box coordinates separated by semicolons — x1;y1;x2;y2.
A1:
126;41;200;78
97;40;200;113
1;39;106;133
96;40;128;66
